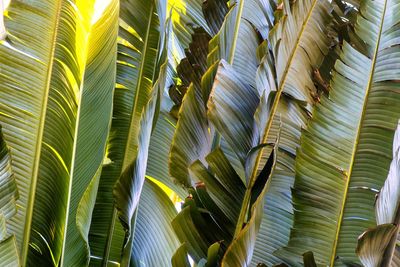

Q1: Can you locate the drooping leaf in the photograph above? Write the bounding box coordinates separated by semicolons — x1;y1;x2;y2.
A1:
169;82;213;187
249;0;333;263
207;60;259;168
172;198;212;262
375;121;400;226
169;1;287;265
251;111;306;266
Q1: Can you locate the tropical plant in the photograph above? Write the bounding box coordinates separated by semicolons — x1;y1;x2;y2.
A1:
0;0;400;266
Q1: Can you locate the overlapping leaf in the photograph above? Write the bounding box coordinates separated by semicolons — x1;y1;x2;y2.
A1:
88;0;165;264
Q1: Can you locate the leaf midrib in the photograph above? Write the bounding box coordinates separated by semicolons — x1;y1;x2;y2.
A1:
21;0;63;264
329;2;388;265
60;3;105;265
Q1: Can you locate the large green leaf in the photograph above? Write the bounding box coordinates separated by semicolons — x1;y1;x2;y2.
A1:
206;0;263;88
0;0;118;265
249;0;332;188
130;178;180;267
278;0;400;264
168;36;214;187
88;0;165;264
251;37;311;265
207;60;259;168
172;55;281;264
240;0;336;264
375;121;400;227
168;0;247;190
171;144;276;266
356;121;400;266
61;2;119;266
167;1;225;189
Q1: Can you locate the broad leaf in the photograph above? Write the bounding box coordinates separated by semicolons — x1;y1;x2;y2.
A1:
62;1;119;266
0;0;117;265
207;0;331;263
279;0;400;264
170;0;308;265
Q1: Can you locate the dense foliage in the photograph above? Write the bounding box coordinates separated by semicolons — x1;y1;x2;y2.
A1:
0;0;399;266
